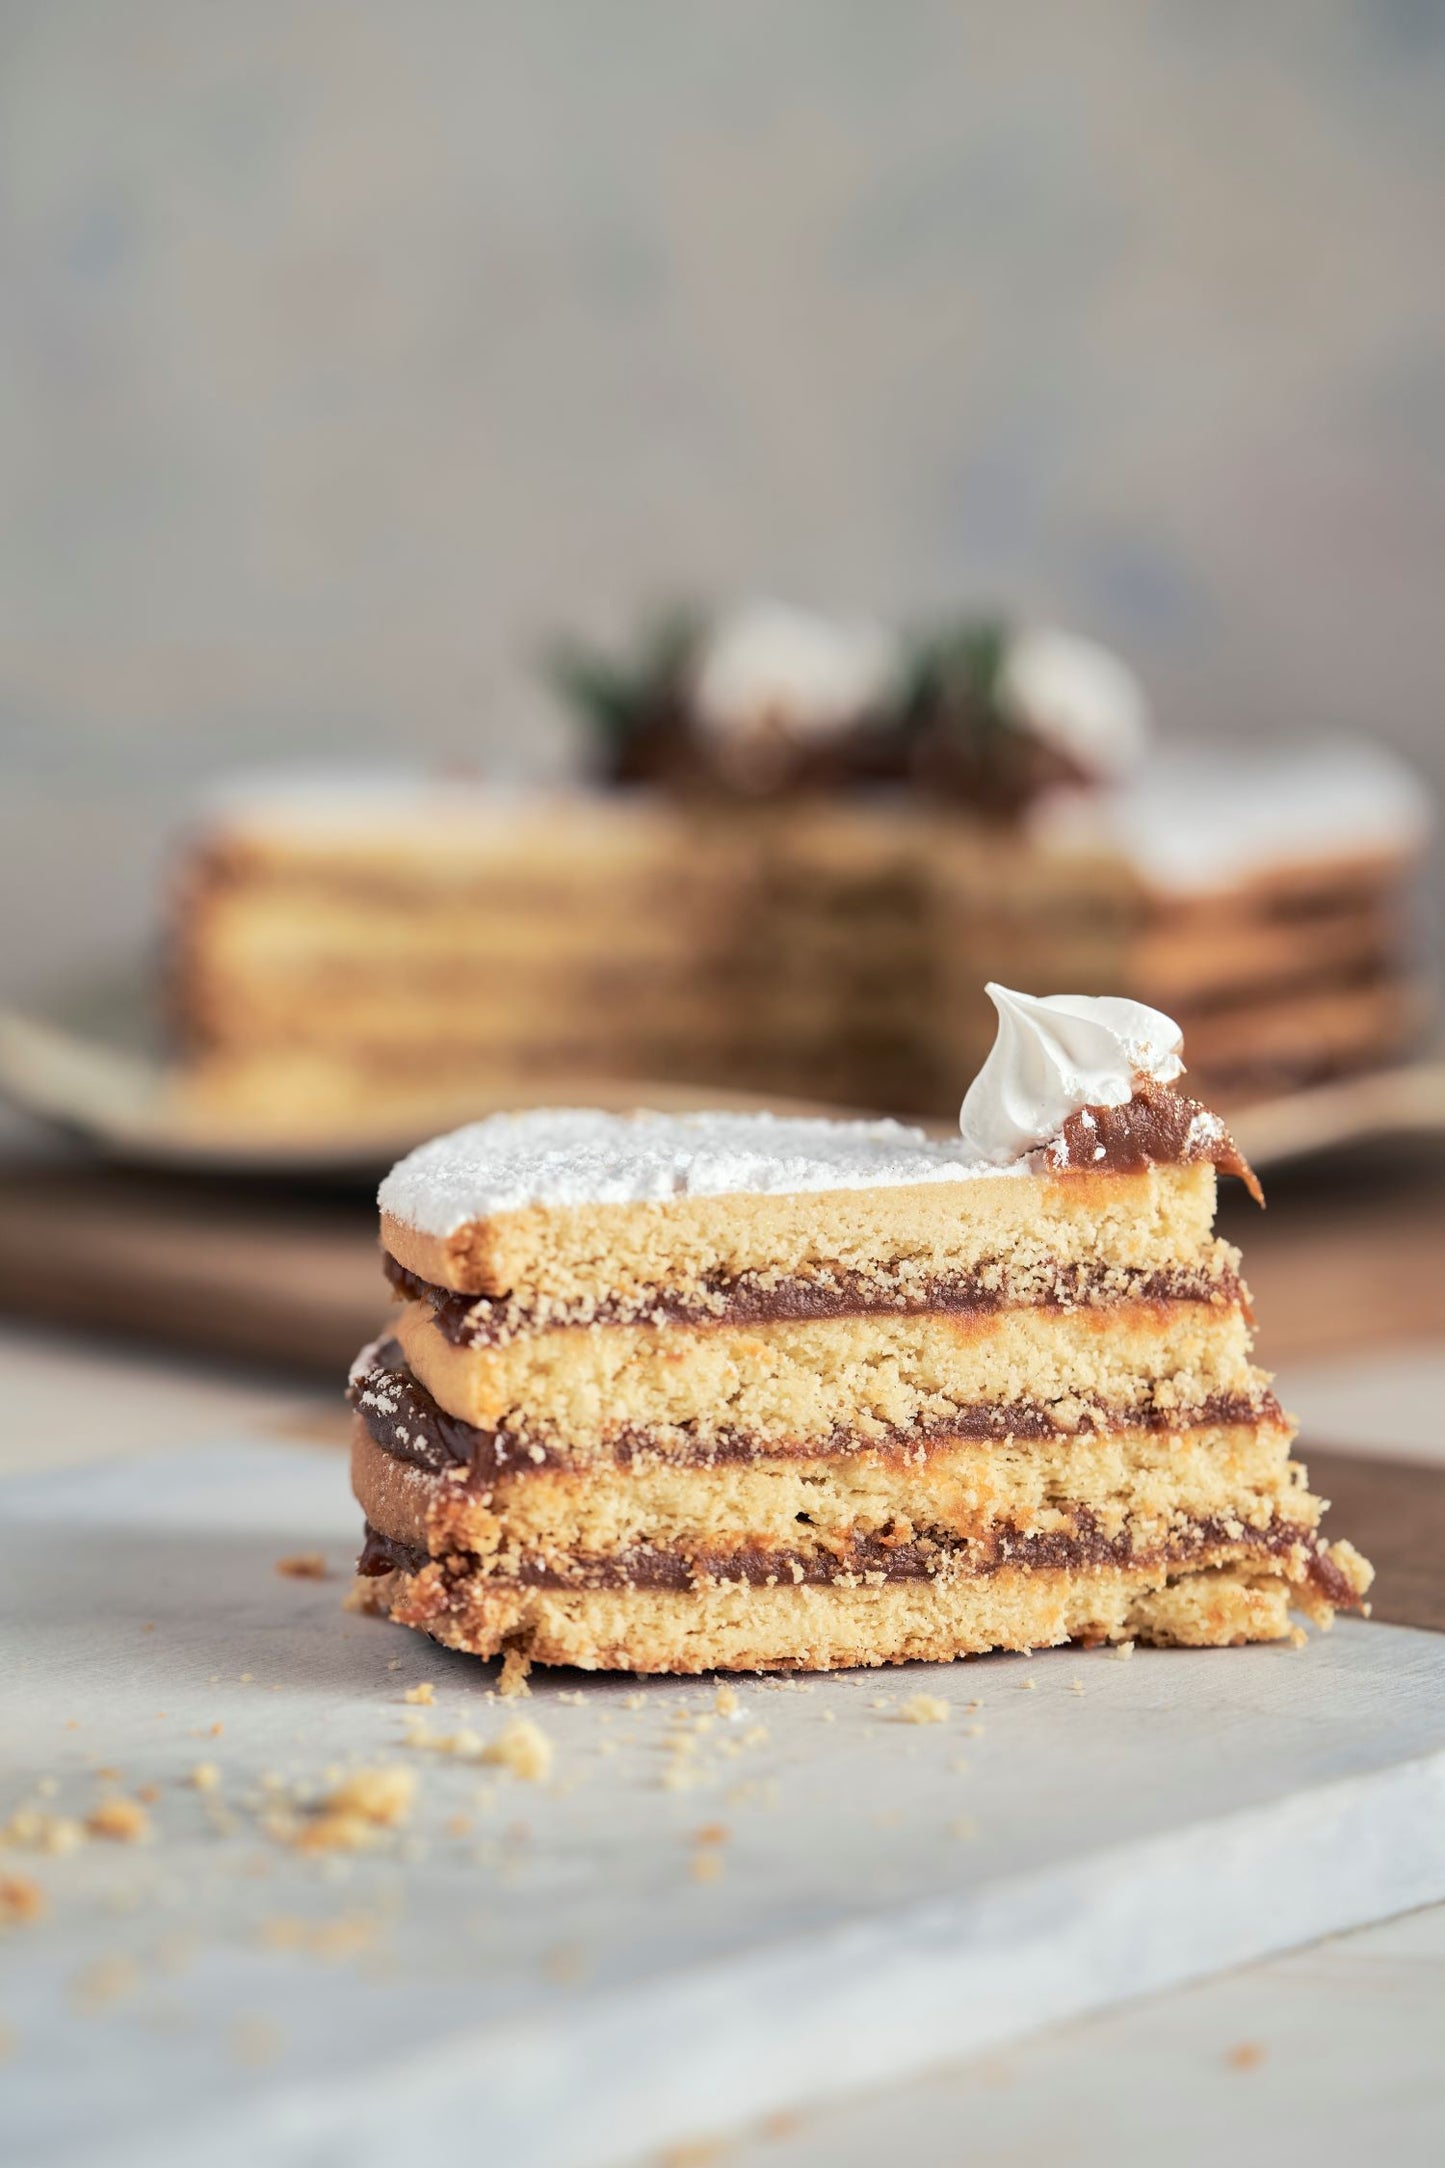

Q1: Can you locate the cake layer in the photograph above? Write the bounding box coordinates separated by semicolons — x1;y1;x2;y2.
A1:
352;1548;1369;1671
392;1296;1263;1453
384;1246;1243;1346
351;1407;1308;1571
350;1338;1271;1478
380;1109;1233;1301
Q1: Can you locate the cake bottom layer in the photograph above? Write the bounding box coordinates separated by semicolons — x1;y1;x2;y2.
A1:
352;1545;1368;1674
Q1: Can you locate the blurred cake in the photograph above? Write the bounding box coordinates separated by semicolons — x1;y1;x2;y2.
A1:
349;987;1372;1673
168;604;1432;1133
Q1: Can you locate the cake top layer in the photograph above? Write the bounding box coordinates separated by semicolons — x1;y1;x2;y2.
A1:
1032;739;1431;890
378;1109;1012;1233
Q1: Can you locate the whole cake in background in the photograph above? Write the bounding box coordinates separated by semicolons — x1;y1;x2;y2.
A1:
169;601;1433;1135
349;987;1371;1674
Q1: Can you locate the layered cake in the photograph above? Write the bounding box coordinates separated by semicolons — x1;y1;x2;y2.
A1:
348;987;1371;1673
169;606;1432;1136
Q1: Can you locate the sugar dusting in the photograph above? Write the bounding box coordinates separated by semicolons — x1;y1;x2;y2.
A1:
378;1108;1015;1234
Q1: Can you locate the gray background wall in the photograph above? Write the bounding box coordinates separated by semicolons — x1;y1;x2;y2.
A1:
2;0;1442;997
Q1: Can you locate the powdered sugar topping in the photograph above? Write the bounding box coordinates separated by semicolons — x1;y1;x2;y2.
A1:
378;1108;1014;1233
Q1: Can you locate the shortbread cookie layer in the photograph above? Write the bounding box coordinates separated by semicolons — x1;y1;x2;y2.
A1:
351;1547;1370;1673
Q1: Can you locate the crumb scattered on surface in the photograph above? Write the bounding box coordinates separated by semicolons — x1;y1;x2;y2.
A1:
275;1553;328;1580
820;1708;836;1724
714;1685;740;1718
1111;1640;1136;1661
1226;2041;1266;2071
694;1823;728;1847
622;1692;646;1711
188;1765;221;1792
1069;1679;1085;1695
86;1797;151;1844
497;1649;532;1701
288;1767;415;1854
660;2140;724;2167
0;1874;46;1927
403;1718;482;1757
690;1851;725;1883
230;2015;284;2067
327;1769;414;1825
3;1810;85;1856
482;1719;554;1784
1019;1678;1037;1691
260;1913;379;1962
403;1683;435;1706
899;1694;949;1725
71;1955;141;2014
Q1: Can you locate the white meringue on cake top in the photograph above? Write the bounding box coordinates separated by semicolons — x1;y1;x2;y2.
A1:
691;601;900;741
959;985;1185;1165
997;627;1150;779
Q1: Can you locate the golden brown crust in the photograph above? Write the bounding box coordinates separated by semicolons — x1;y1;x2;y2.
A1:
382;1160;1223;1306
350;1551;1368;1672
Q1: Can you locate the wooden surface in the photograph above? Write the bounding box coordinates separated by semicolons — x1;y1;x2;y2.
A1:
4;1436;1445;2168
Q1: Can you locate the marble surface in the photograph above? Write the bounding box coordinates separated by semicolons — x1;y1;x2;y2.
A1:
2;1417;1444;2168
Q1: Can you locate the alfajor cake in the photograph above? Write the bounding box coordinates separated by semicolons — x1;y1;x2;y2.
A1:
348;987;1372;1674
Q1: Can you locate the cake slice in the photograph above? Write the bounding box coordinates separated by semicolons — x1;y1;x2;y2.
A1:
349;988;1371;1673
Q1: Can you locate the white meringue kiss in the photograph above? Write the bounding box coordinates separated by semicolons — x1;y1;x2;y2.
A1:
960;984;1184;1164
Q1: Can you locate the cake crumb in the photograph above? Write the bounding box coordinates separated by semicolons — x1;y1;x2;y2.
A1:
1287;1625;1309;1649
3;1810;86;1856
714;1685;740;1718
660;2140;724;2167
323;1767;414;1828
1069;1679;1085;1695
1019;1678;1037;1692
899;1694;949;1725
1226;2042;1266;2071
0;1873;46;1927
498;1649;532;1701
482;1719;554;1784
403;1683;436;1706
188;1764;221;1792
86;1797;151;1844
690;1850;725;1883
820;1708;836;1724
622;1692;646;1711
275;1553;328;1580
71;1955;140;2013
230;2015;284;2067
1111;1640;1136;1661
